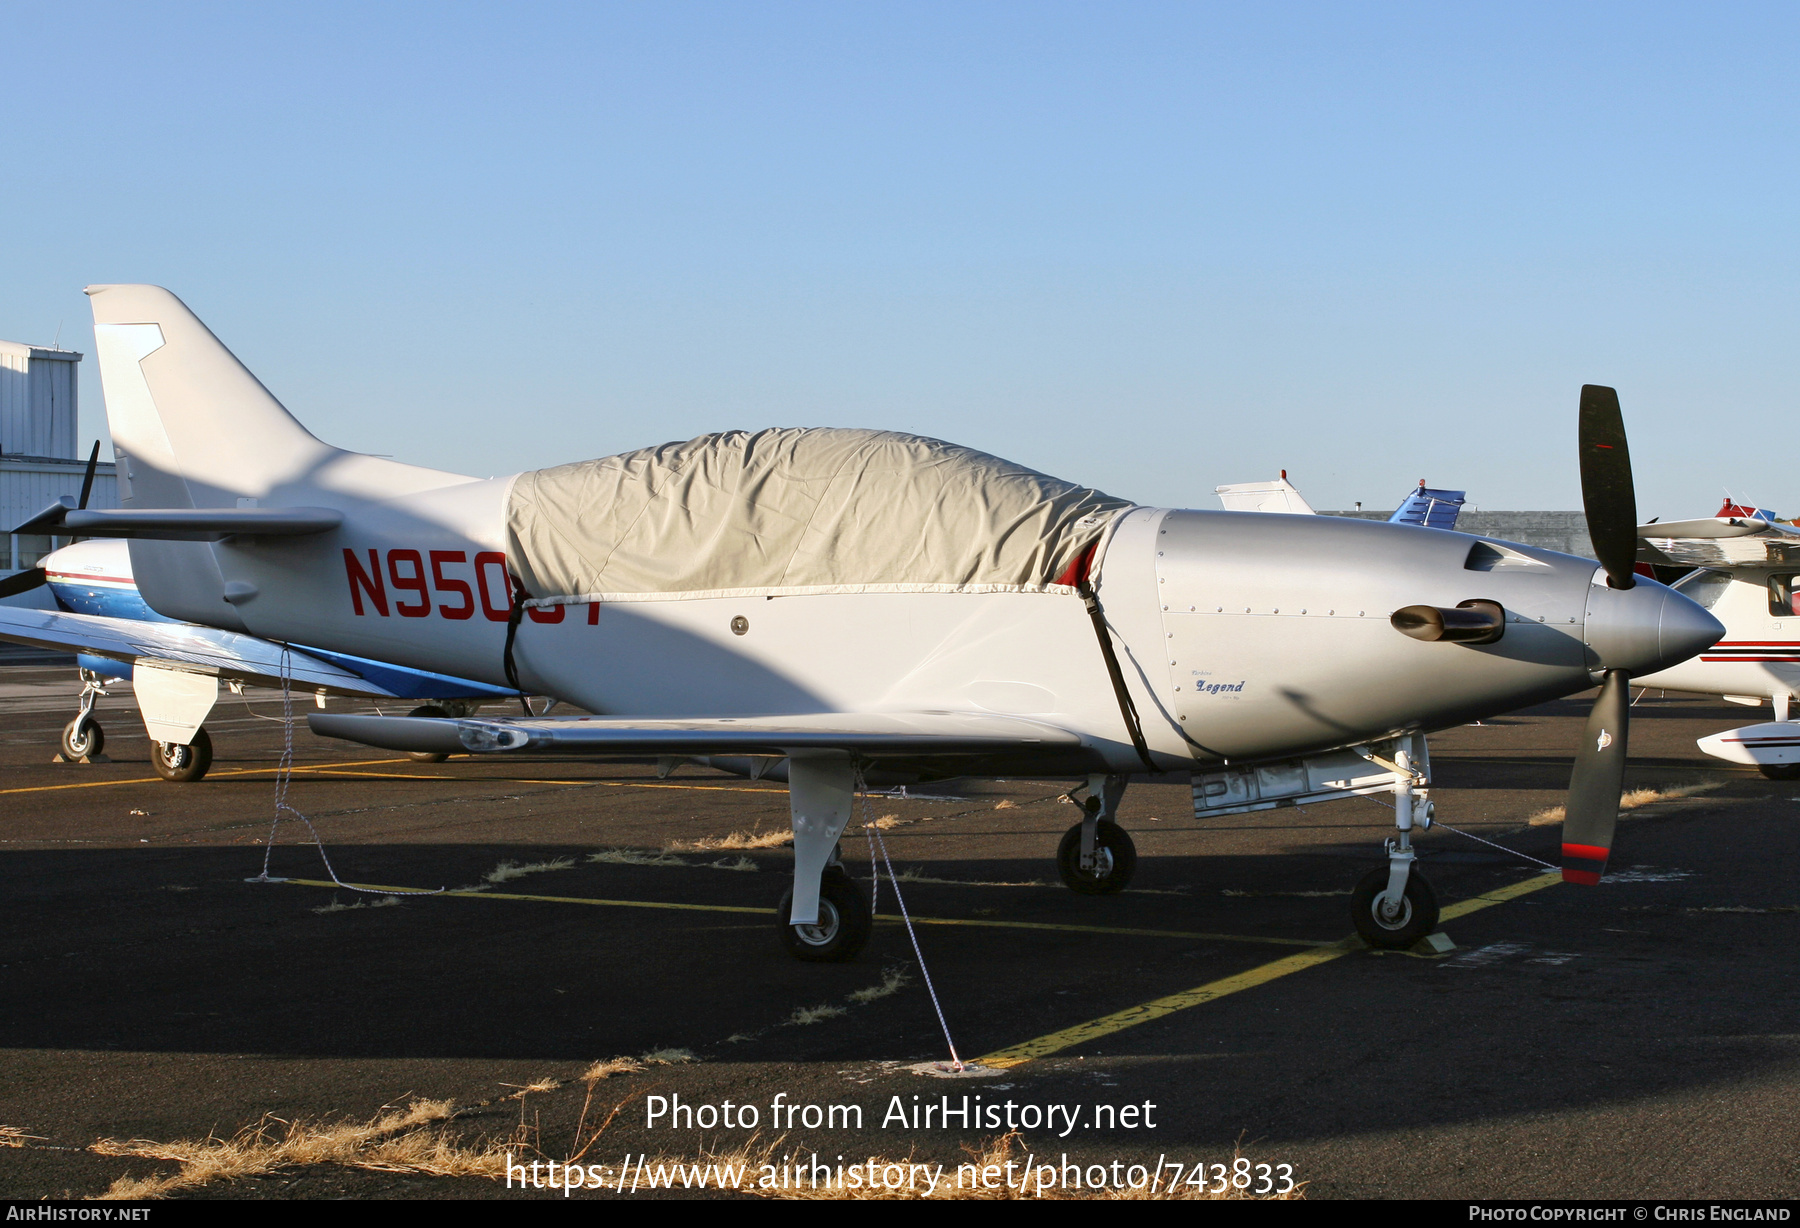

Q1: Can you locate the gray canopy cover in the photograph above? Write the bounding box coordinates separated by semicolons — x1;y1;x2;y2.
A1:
504;428;1132;606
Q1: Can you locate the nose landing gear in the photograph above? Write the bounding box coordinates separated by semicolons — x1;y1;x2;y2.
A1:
1351;740;1440;949
57;672;110;763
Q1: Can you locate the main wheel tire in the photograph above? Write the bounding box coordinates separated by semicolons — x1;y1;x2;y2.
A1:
152;726;213;783
776;867;871;962
1056;819;1137;894
1758;762;1800;781
1350;865;1440;949
61;716;103;760
405;704;452;763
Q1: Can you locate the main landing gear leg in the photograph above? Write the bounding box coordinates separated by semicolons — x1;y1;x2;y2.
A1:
775;752;870;962
58;671;109;762
1057;773;1136;894
1351;736;1440;948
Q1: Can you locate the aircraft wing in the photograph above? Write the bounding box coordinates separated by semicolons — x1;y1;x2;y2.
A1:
0;607;509;701
309;710;1087;760
1637;517;1800;569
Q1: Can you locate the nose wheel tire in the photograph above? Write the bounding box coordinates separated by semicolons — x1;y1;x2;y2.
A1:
60;717;104;760
1350;865;1440;949
776;867;871;963
405;704;452;763
1056;820;1137;894
152;727;213;783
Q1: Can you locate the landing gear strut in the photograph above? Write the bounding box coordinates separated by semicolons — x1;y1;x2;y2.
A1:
58;672;109;761
1057;773;1136;894
778;753;870;961
1351;737;1440;948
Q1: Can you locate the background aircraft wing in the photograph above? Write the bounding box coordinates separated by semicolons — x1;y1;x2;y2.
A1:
310;710;1087;760
0;607;510;701
1636;517;1800;568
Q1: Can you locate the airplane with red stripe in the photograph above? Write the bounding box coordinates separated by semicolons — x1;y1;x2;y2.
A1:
1634;501;1800;776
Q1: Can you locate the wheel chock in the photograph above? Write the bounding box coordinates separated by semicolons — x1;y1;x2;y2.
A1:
1411;931;1456;955
52;752;111;764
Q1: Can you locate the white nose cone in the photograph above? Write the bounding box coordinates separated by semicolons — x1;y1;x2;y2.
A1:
1583;573;1723;674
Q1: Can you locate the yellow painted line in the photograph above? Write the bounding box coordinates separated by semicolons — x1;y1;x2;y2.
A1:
897;915;1326;947
0;758;411;796
1436;869;1563;921
278;878;1328;946
975;870;1564;1069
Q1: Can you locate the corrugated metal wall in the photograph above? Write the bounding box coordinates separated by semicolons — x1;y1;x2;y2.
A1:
0;344;79;460
1;459;119;568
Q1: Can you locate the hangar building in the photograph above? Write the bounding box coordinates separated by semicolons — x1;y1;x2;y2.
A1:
0;340;116;594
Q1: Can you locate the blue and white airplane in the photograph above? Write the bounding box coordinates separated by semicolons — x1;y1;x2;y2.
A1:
0;536;515;780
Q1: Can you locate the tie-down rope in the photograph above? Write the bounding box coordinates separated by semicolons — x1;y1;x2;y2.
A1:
1354;794;1557;872
246;646;443;896
855;767;964;1072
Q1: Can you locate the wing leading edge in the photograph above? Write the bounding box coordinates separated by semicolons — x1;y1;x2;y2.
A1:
0;607;511;700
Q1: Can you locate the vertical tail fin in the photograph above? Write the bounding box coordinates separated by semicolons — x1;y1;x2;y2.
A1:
86;284;335;509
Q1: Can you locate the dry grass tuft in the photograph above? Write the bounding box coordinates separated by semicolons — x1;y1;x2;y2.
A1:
483;857;576;884
1527;781;1721;827
866;814;904;829
847;967;911;1005
707;856;759;872
1;1126;44;1148
501;1078;563;1098
91;1098;486;1199
588;848;689;868
788;1004;848;1025
581;1048;695;1083
582;1057;646;1081
311;896;401;914
666;827;792;852
992;800;1017;810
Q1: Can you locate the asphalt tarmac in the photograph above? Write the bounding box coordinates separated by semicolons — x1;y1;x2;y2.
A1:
0;662;1795;1200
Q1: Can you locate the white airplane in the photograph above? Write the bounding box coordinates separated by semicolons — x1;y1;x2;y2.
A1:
30;285;1723;961
0;534;516;778
1632;500;1800;778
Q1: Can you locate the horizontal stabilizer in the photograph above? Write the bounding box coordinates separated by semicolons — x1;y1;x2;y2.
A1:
1637;516;1800;568
1696;722;1800;767
310;711;1086;759
12;501;342;540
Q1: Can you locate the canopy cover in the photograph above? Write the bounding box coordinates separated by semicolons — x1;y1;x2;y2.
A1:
504;428;1133;606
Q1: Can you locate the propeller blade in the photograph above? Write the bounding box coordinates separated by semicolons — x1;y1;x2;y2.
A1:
1579;384;1638;590
77;440;100;511
0;567;47;599
1563;669;1630;884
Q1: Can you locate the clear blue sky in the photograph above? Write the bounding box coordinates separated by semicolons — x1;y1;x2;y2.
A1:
3;2;1795;515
